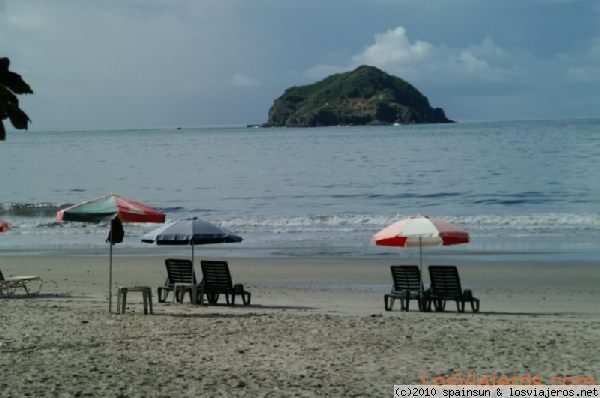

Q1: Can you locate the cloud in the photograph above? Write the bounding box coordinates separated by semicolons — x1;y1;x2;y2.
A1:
307;26;516;87
5;3;46;30
353;26;432;66
567;66;600;82
230;73;261;87
566;37;600;82
538;0;580;3
589;38;600;58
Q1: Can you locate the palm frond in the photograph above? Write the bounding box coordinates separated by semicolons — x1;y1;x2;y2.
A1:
0;71;33;94
0;57;33;139
7;105;30;130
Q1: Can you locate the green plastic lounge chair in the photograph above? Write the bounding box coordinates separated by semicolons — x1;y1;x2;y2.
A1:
157;259;197;303
427;265;480;312
0;269;42;296
384;265;426;311
198;260;251;306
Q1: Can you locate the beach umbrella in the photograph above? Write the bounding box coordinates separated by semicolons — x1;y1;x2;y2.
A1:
0;220;13;233
57;193;165;223
371;215;469;294
56;193;166;313
142;217;243;304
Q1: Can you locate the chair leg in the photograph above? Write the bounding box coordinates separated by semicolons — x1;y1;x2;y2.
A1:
142;291;148;314
243;292;251;306
434;299;446;312
207;293;218;304
117;289;122;314
2;286;16;295
121;290;128;314
175;288;185;303
148;290;153;314
385;295;398;311
471;298;480;312
457;300;465;313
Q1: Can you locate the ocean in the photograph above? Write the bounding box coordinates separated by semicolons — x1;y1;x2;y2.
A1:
1;119;599;261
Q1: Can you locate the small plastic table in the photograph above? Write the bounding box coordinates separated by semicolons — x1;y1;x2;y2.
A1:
117;286;153;314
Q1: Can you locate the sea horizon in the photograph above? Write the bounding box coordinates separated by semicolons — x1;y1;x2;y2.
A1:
12;115;600;134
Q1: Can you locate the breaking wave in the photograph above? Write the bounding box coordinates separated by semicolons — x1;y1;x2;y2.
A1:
3;206;599;236
0;202;72;217
217;212;600;236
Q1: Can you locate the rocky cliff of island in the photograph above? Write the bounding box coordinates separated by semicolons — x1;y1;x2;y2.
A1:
265;65;453;127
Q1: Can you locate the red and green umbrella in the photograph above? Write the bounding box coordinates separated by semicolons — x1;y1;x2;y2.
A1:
57;193;165;223
0;220;13;233
56;193;165;313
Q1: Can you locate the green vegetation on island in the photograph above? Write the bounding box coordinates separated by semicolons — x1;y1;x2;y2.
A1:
265;65;453;127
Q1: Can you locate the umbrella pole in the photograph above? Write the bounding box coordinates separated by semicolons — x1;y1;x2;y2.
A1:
419;237;424;307
191;243;197;305
419;237;423;279
109;237;113;314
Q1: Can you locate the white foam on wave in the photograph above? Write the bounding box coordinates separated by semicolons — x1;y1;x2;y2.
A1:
450;213;600;233
2;212;599;254
218;212;600;234
5;212;600;237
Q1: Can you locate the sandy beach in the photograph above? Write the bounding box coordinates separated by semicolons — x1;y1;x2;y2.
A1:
0;251;598;397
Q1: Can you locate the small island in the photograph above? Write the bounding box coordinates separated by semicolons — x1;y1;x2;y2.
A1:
263;65;453;127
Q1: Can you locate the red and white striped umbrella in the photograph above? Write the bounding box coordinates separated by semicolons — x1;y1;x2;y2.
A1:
371;215;469;277
0;220;13;233
372;215;469;247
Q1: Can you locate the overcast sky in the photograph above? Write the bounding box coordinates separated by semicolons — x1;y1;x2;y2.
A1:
2;0;599;130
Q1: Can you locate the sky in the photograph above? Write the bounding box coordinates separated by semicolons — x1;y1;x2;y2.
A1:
1;0;600;130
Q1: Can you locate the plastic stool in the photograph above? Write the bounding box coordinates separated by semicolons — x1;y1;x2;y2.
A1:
117;286;153;314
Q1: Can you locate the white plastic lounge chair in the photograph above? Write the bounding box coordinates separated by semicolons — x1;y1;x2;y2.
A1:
0;270;43;296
